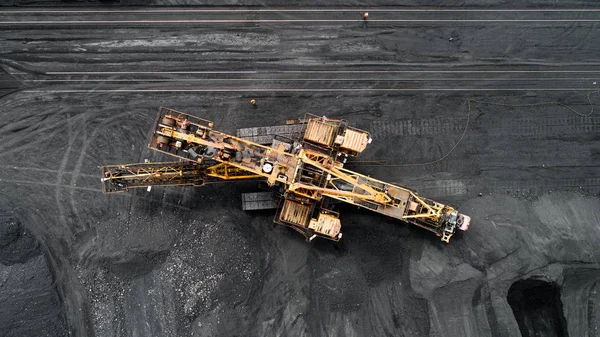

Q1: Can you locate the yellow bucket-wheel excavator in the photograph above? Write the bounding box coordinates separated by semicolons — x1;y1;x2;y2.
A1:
101;107;470;243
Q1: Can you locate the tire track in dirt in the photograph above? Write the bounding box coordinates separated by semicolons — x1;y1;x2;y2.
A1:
475;115;600;138
414;179;469;197
370;116;465;139
0;101;69;154
0;165;97;178
54;109;79;235
0;115;70;160
490;177;600;195
0;178;102;192
405;176;600;198
68;110;88;233
369;114;599;140
67;81;120;232
68;109;135;232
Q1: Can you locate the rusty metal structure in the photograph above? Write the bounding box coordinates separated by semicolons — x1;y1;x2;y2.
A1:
101;107;471;243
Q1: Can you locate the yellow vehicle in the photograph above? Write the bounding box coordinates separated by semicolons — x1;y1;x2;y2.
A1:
101;107;470;243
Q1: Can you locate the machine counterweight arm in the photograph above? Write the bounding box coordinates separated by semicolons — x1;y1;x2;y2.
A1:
409;192;439;215
334;166;440;215
159;129;235;151
297;151;393;204
288;183;389;203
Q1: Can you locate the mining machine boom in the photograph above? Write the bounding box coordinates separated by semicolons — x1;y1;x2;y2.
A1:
101;107;471;243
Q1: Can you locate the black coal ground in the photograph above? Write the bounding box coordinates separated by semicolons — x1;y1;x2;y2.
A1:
1;2;600;337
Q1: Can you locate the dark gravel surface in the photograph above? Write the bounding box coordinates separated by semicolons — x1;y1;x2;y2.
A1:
0;2;599;337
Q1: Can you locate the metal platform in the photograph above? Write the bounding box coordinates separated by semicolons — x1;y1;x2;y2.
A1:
241;191;279;211
236;124;306;144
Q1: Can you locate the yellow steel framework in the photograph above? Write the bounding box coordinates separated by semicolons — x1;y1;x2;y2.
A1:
205;162;261;180
101;107;471;243
101;161;260;193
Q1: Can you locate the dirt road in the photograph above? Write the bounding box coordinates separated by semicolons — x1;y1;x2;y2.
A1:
0;4;599;337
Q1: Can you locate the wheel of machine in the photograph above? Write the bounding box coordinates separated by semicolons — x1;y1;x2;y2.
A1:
456;216;464;226
156;135;172;145
162;117;176;126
